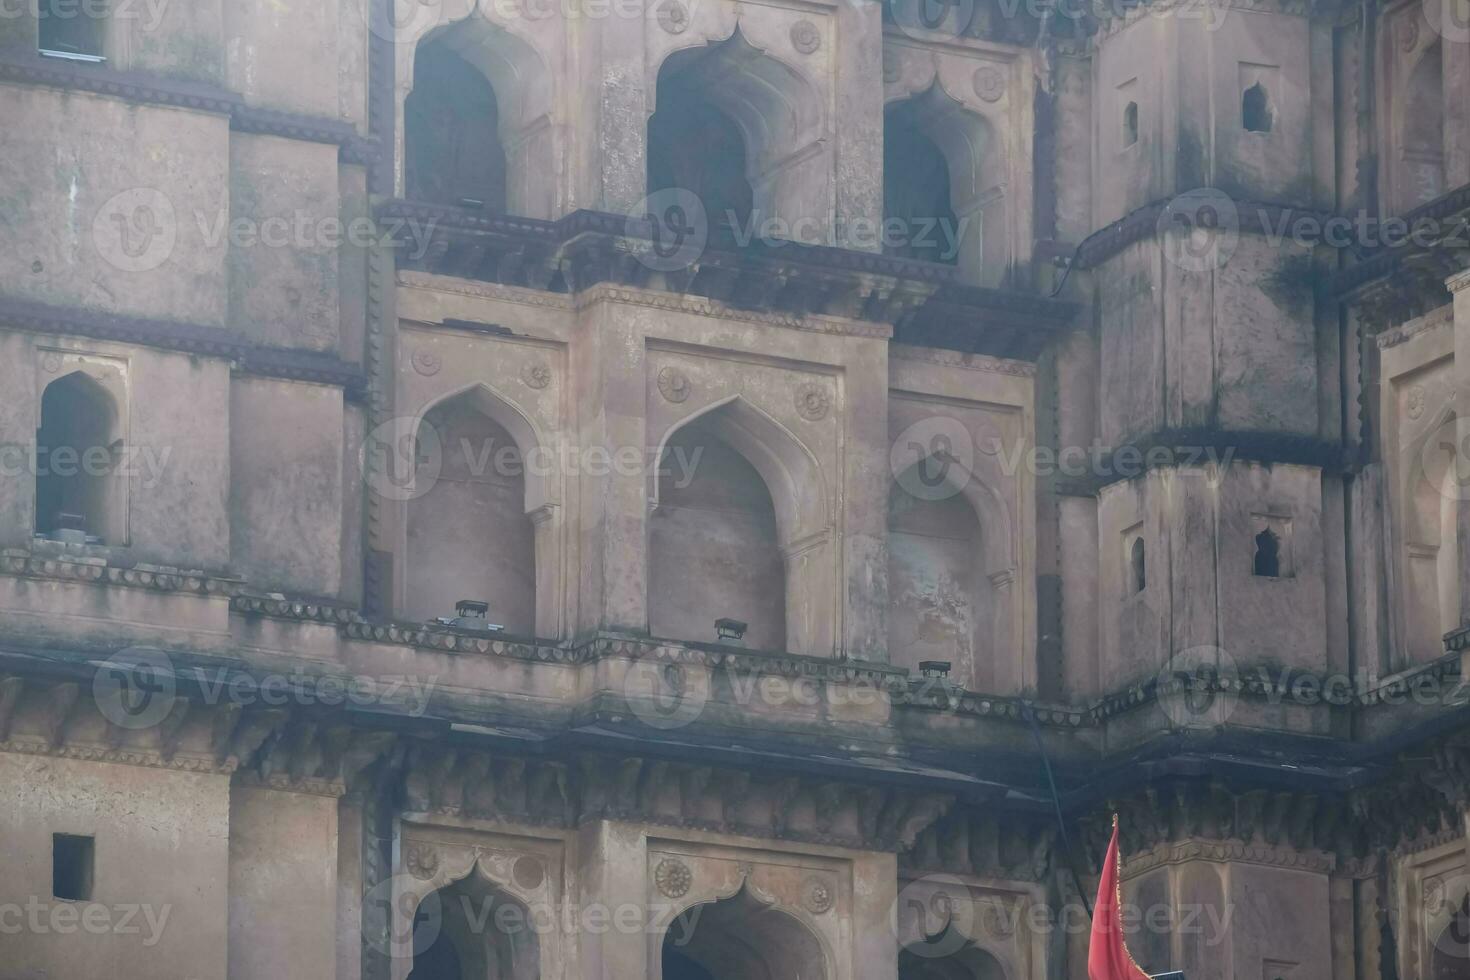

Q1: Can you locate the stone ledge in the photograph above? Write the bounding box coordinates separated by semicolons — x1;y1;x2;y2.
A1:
0;296;367;395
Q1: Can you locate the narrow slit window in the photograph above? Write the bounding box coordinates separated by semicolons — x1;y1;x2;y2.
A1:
1130;538;1146;594
1242;82;1273;133
1123;102;1139;147
1253;528;1281;577
53;834;94;901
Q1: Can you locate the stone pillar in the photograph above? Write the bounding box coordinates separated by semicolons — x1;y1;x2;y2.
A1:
1450;269;1470;626
1443;10;1470;189
832;0;884;249
574;820;650;980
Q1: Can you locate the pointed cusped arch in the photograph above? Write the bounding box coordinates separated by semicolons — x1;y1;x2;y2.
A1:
884;81;1009;284
660;881;832;980
411;381;553;514
648;27;827;236
649;395;835;656
651;394;827;547
399;4;558;217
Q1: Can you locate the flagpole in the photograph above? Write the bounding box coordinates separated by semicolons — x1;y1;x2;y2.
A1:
1021;700;1092;920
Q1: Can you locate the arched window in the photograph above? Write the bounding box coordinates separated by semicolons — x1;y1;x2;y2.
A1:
405;38;507;211
1123;101;1139;147
1253;528;1280;577
888;475;983;690
883;108;960;266
647;30;822;244
884;86;1004;284
1241;82;1273;133
35;371;123;545
407;876;539;980
661;885;827;979
649;418;786;651
405;389;536;635
1130;537;1146;594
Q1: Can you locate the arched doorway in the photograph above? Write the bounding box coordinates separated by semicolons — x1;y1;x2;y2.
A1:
405;36;507;211
660;886;828;979
407;875;540;980
405;388;537;634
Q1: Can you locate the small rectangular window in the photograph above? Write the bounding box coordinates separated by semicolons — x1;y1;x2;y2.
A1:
38;3;107;62
52;833;94;901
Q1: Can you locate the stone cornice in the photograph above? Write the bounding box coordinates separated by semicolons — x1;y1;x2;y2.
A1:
1122;838;1336;877
1332;180;1470;299
0;297;366;395
888;343;1037;377
1447;626;1470;653
574;283;894;340
0;55;376;163
378;200;1077;359
2;550;238;595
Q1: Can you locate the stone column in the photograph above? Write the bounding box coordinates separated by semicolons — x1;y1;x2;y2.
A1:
1450;269;1470;626
573;819;650;980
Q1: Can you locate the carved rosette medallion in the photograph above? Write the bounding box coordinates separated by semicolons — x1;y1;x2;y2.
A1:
790;20;821;54
654;858;693;898
39;351;63;373
411;348;442;376
521;361;552;389
1406;383;1426;419
973;66;1005;103
657;366;692;403
802;877;834;914
513;855;546;890
794;382;830;421
657;0;689;33
1398;15;1418;52
405;842;439;880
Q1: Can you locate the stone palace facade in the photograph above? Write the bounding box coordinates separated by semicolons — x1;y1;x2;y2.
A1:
0;0;1468;976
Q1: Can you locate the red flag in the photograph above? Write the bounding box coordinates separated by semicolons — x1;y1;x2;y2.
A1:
1088;816;1151;980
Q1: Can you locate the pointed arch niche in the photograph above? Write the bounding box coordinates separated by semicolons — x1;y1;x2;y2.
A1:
399;384;559;638
647;28;826;242
399;10;557;218
884;82;1009;285
649;396;833;656
887;455;1015;692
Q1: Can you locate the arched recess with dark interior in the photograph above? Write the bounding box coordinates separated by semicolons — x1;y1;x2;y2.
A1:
660;886;829;980
884;85;1007;285
404;17;555;217
35;371;124;546
404;386;547;636
1397;41;1444;211
649;397;831;656
647;29;823;244
1122;101;1139;147
406;875;540;980
1252;528;1280;577
898;939;1008;980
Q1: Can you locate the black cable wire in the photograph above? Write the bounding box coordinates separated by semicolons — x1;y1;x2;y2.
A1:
1022;700;1093;920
